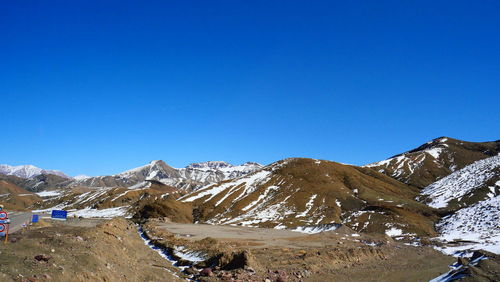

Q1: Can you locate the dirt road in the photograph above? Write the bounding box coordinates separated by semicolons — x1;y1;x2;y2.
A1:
156;222;315;247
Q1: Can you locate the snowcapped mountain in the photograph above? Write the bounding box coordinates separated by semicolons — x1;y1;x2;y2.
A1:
73;175;91;180
0;164;70;179
185;161;233;170
365;137;500;188
181;158;437;236
71;160;183;189
178;161;262;186
70;160;262;191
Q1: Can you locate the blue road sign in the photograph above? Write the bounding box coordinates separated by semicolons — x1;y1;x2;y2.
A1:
51;210;67;220
32;214;39;223
0;219;9;224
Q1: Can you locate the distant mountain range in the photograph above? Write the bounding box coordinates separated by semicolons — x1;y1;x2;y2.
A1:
0;164;69;179
0;160;263;192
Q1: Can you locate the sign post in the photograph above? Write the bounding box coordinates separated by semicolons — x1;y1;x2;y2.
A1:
51;210;67;220
0;206;8;243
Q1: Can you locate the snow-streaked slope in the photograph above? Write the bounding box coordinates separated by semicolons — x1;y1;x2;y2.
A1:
33;181;178;216
419;154;500;254
364;137;500;188
364;138;449;177
181;169;272;203
178;161;262;186
0;164;70;179
180;158;436;236
421;155;499;209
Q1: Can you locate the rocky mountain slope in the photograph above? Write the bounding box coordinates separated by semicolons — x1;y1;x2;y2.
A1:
178;161;262;185
71;160;182;188
181;158;438;237
420;154;499;211
70;160;262;191
365;137;500;188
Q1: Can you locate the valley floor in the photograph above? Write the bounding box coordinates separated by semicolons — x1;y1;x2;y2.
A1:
144;220;455;281
3;216;498;282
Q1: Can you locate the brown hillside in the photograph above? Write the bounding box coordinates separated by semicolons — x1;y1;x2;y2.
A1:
0;173;69;192
0;180;42;210
34;181;180;214
181;158;438;237
133;196;193;223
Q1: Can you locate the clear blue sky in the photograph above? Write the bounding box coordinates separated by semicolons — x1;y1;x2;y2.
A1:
1;1;499;176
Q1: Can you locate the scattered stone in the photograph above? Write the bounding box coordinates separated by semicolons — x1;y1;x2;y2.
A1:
200;268;214;277
34;254;51;262
303;270;311;277
276;277;286;282
245;266;255;273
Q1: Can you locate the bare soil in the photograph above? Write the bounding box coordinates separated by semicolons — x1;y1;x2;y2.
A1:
144;220;454;281
0;218;181;282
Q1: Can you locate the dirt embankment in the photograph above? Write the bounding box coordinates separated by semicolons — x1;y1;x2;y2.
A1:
142;220;454;281
0;218;181;282
133;196;193;223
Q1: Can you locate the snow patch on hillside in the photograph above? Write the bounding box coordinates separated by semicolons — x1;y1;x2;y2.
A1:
421;155;500;208
292;223;341;234
181;170;272;203
435;195;500;254
385;227;403;237
67;206;129;218
36;191;62;197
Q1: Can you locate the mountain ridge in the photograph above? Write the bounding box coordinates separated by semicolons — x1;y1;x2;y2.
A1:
364;137;500;188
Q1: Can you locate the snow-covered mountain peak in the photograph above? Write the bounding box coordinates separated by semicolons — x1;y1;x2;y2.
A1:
186;161;233;170
73;175;91;180
0;164;70;179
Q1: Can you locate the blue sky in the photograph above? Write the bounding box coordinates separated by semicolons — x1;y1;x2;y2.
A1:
1;1;499;176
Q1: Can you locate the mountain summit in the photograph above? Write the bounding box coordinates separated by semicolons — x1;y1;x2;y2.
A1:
365;137;500;188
